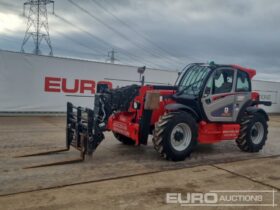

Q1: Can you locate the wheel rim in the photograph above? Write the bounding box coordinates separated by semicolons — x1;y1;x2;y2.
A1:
170;123;192;151
250;122;264;144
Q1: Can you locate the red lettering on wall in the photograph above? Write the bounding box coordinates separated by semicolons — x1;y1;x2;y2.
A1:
45;77;61;92
80;80;95;94
61;78;79;93
44;77;96;94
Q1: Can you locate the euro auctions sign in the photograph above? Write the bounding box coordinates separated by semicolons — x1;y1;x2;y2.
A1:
166;190;277;207
44;77;96;94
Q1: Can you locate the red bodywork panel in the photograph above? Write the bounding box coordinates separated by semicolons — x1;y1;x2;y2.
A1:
127;86;175;124
107;112;140;142
198;121;240;143
107;85;175;144
251;91;260;102
107;85;242;145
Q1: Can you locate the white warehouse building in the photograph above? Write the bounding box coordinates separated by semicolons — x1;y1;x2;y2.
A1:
0;50;279;114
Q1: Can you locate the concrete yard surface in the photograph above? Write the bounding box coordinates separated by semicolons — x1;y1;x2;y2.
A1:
0;116;280;209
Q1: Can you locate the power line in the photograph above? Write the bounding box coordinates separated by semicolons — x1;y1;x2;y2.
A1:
54;14;163;69
54;14;160;68
68;0;178;67
52;29;108;57
91;0;188;65
55;14;109;49
54;45;106;59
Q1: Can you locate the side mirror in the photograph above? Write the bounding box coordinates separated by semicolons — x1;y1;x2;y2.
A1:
137;66;146;85
137;66;146;74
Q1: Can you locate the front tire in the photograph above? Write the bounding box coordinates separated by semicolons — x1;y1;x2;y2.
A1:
152;111;198;161
236;112;268;152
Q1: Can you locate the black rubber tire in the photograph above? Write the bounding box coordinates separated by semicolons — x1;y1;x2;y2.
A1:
152;111;198;161
113;132;135;145
236;112;268;152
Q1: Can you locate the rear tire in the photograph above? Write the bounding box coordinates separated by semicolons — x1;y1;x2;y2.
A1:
236;112;268;152
152;111;198;161
113;132;135;145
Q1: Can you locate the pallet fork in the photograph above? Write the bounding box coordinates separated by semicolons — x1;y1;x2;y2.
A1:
16;101;104;169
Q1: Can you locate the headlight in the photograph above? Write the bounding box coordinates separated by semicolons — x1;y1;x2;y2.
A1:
133;101;140;110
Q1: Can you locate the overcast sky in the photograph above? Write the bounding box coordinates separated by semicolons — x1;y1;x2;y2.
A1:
0;0;280;81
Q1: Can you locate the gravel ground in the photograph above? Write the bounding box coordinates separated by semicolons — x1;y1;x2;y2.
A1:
0;116;279;209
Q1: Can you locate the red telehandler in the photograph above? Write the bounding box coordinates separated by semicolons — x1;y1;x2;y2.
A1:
19;63;271;168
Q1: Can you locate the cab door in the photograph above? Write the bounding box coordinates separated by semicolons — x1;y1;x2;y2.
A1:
232;70;252;122
201;68;237;122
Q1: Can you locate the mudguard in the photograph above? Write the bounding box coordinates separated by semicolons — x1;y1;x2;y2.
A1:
165;103;200;120
246;106;269;121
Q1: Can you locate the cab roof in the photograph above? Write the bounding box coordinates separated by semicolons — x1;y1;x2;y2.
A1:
194;63;256;79
231;64;256;79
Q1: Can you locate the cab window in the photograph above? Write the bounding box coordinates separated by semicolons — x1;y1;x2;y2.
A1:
203;74;213;96
236;70;250;92
212;69;234;94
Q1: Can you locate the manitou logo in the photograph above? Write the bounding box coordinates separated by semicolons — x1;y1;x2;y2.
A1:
44;77;96;94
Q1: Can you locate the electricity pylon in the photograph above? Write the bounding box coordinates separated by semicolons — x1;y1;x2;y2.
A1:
21;0;54;56
106;48;118;64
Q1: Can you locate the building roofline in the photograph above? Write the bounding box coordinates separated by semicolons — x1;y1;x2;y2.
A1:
0;49;179;73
